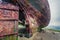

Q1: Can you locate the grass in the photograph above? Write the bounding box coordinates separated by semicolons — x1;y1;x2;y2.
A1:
0;35;18;40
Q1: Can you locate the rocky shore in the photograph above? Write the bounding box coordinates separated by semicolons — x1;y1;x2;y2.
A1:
18;30;60;40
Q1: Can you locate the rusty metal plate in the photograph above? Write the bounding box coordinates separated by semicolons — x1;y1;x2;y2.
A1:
0;1;19;11
0;21;18;36
0;9;18;20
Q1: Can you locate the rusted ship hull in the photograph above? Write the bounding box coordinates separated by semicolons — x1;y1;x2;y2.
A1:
17;0;50;34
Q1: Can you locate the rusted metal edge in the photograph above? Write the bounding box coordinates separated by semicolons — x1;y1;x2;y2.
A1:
0;33;18;37
0;19;18;21
0;8;19;11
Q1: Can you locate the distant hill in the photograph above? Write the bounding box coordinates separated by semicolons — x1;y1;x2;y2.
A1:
48;26;60;30
44;26;60;32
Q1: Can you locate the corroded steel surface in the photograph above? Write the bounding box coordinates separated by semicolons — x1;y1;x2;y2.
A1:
15;0;50;34
0;2;19;10
1;0;50;37
0;21;15;36
0;1;19;37
0;9;18;20
0;2;19;20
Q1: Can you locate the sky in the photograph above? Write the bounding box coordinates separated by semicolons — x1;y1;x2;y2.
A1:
47;0;60;27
